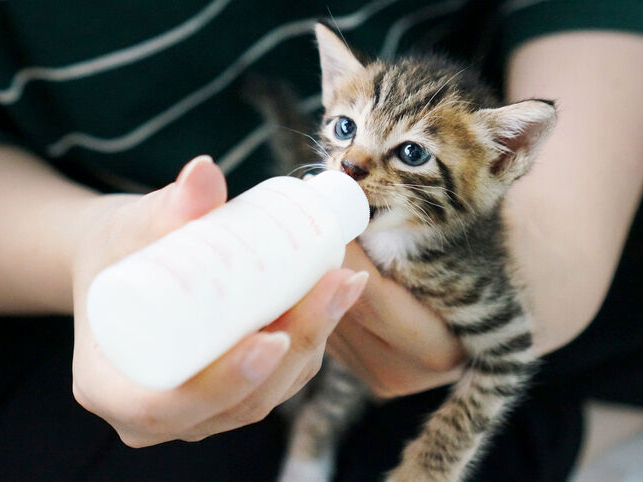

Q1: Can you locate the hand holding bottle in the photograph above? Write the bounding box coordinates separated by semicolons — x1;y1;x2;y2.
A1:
71;156;368;447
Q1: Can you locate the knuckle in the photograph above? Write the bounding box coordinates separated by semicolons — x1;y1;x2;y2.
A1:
290;351;324;393
131;412;164;434
72;381;95;413
421;348;463;372
369;375;404;400
228;398;273;426
180;433;209;443
371;384;399;399
303;354;324;384
294;327;321;354
292;363;320;393
118;432;151;449
72;380;180;437
424;356;453;372
121;397;177;435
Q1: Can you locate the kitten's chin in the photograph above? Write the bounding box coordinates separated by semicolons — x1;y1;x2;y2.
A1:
364;205;408;233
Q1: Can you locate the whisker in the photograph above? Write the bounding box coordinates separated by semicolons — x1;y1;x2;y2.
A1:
277;125;333;160
307;145;333;163
287;162;329;177
424;66;469;111
389;182;473;211
414;195;445;210
381;186;449;249
382;188;430;222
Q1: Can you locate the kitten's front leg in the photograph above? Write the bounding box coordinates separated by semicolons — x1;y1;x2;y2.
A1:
278;359;370;482
385;435;470;482
279;399;337;482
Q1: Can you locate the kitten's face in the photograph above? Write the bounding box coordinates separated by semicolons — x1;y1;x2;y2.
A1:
319;59;487;234
315;24;556;238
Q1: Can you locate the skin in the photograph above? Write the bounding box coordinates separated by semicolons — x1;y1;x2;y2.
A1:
0;152;368;447
1;30;642;444
327;31;643;397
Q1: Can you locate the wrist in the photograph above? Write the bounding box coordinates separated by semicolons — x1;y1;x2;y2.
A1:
69;193;141;308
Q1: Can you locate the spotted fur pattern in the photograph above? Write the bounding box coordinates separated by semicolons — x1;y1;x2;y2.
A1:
275;24;556;482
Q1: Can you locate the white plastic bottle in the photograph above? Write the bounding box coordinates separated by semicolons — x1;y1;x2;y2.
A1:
87;170;369;390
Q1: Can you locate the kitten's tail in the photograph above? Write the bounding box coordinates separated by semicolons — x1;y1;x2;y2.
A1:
388;313;537;482
241;75;320;177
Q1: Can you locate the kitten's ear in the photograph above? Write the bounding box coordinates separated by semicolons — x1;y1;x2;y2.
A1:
475;100;556;182
315;22;365;107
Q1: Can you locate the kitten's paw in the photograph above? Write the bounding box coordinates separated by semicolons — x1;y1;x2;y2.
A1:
386;456;455;482
278;456;333;482
385;468;446;482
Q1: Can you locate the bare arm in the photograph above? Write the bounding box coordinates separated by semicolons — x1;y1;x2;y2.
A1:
0;150;367;446
505;31;643;353
329;31;643;396
0;146;97;314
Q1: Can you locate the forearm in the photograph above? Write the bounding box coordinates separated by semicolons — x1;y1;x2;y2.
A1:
504;32;643;354
0;145;100;314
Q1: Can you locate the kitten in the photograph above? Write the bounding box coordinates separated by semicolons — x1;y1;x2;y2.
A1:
272;23;556;482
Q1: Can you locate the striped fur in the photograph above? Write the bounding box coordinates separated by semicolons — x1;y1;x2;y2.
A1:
275;23;556;482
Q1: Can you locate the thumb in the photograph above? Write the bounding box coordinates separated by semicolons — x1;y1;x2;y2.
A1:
112;155;227;258
165;154;228;224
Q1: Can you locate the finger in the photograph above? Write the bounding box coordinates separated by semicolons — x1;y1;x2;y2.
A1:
259;269;369;400
185;344;325;440
277;347;325;405
344;243;462;370
342;241;382;277
268;269;368;347
364;278;463;370
109;155;227;258
328;319;431;396
190;269;369;435
170;154;228;221
328;322;462;398
96;330;291;447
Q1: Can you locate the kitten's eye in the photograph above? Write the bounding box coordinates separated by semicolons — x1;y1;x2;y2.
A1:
334;117;356;140
397;142;432;166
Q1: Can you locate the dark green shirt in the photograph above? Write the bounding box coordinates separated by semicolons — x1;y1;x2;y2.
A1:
1;3;643;481
2;0;641;195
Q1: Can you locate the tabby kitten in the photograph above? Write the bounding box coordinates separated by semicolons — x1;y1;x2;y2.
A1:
277;23;556;482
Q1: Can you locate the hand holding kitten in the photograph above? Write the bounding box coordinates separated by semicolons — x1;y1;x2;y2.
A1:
328;242;464;398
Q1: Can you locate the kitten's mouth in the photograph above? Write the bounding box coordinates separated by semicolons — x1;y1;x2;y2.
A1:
357;185;382;221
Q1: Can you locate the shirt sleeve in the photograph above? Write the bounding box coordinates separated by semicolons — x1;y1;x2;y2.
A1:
497;0;643;61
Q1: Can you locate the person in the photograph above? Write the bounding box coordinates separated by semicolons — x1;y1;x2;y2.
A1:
1;1;642;480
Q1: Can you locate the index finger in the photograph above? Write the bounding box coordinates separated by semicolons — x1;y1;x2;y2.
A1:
185;269;368;436
146;268;366;436
92;329;291;446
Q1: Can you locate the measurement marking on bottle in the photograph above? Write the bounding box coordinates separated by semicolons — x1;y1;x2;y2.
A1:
235;198;299;250
209;276;226;299
139;252;191;295
257;187;324;236
215;224;266;271
189;228;232;269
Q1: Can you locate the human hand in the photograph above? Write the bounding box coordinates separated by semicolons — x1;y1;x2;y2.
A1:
327;242;464;399
71;156;367;447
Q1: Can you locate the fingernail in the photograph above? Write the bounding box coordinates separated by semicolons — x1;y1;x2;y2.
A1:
176;155;214;188
240;332;291;383
328;271;369;320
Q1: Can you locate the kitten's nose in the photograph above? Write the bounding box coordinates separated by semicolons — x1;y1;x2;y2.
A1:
340;161;369;181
